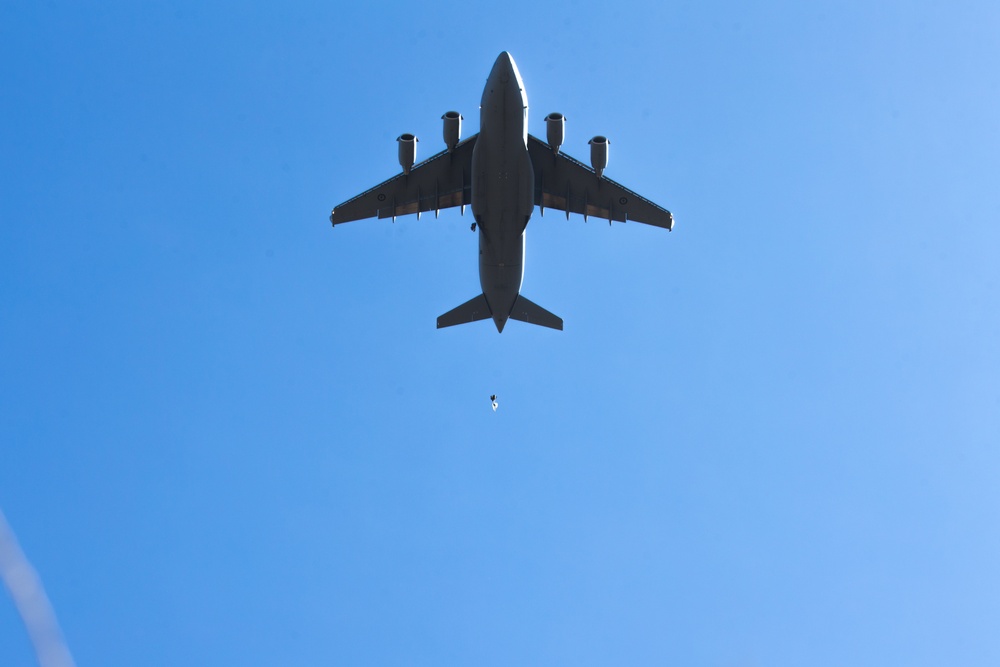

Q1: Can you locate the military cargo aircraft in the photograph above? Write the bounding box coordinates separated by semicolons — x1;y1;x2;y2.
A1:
330;52;673;332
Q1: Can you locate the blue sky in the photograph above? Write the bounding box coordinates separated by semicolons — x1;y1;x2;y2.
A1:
2;1;998;665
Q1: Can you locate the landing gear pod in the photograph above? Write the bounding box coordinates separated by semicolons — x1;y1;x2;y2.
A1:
588;135;609;178
545;112;565;154
397;133;418;174
442;111;462;152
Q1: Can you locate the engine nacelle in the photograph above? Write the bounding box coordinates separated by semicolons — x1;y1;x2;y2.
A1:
397;133;418;174
545;113;565;154
442;111;462;152
588;135;609;178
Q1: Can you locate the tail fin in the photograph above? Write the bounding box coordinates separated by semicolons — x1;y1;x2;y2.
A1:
437;294;492;329
509;294;563;330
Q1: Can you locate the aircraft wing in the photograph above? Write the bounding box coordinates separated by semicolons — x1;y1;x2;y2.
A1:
330;135;477;225
526;134;673;230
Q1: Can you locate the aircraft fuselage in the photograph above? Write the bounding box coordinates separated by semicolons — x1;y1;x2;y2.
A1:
471;52;534;332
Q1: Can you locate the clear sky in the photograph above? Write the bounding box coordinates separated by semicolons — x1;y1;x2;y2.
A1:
2;1;998;665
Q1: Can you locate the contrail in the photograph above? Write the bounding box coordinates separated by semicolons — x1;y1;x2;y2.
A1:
0;509;76;667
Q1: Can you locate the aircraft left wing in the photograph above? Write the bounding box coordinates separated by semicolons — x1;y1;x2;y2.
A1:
330;135;477;226
526;134;674;230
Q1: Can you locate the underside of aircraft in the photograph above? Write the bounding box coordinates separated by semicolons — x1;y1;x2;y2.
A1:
330;52;674;332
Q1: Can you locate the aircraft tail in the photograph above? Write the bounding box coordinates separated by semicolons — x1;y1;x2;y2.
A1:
509;294;563;330
437;294;492;329
436;293;563;331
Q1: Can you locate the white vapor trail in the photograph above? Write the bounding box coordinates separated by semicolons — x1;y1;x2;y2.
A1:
0;509;76;667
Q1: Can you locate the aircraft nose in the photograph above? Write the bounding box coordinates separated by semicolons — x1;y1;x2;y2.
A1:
493;51;516;83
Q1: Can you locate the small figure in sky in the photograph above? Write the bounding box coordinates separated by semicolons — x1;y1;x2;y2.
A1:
490;394;498;412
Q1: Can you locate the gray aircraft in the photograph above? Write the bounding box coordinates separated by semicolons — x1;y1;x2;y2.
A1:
330;52;674;332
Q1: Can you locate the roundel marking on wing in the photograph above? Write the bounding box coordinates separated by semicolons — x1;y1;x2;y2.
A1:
619;196;628;205
377;193;387;201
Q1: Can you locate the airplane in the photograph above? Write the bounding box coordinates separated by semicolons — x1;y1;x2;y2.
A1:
329;51;674;333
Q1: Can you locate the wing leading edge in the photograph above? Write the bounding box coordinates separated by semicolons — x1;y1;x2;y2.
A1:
526;134;673;230
331;135;478;225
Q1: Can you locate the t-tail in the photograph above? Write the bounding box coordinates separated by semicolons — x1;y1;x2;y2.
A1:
437;294;563;332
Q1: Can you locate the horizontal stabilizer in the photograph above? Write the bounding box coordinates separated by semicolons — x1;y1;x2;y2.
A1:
509;295;563;330
437;294;492;329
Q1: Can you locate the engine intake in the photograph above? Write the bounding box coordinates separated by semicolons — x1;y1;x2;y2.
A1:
588;135;609;178
442;111;462;152
545;113;565;154
397;133;418;174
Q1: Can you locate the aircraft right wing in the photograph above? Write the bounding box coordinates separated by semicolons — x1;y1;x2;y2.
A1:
526;134;674;230
330;135;478;226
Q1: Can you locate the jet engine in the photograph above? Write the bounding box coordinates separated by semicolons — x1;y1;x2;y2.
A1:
588;135;609;178
442;111;462;152
397;133;418;174
545;113;565;154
